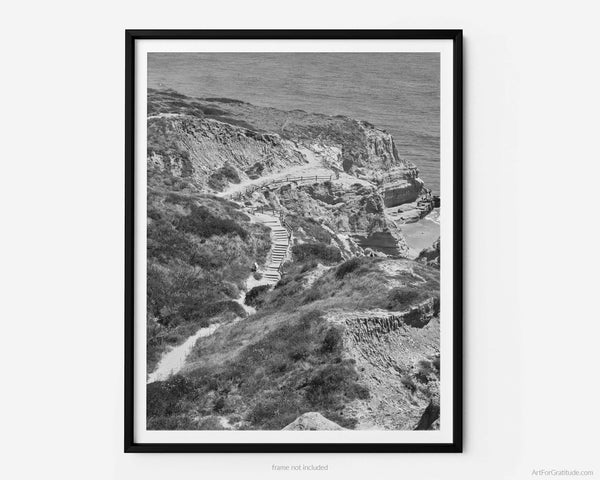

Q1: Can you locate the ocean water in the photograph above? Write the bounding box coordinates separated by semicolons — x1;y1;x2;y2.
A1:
148;53;440;194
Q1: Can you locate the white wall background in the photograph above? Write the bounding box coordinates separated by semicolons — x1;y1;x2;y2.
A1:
1;0;598;478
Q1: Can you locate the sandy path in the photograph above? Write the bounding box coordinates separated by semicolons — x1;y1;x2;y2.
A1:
217;146;332;198
147;323;221;384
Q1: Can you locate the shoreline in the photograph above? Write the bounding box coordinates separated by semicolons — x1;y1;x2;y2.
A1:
400;208;440;258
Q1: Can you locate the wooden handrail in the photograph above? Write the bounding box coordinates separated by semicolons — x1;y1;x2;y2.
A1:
230;174;334;200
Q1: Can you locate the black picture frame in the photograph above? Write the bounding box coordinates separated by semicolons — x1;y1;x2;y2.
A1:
125;29;463;453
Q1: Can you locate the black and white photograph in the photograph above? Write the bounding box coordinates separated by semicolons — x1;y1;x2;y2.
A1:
5;1;600;478
145;52;442;428
125;31;462;452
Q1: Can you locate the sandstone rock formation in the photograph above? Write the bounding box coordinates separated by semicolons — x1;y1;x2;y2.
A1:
382;177;424;208
147;116;306;192
414;396;440;430
417;238;441;267
282;412;346;431
333;299;439;344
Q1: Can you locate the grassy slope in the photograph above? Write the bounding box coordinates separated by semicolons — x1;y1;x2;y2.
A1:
147;255;439;430
146;172;270;374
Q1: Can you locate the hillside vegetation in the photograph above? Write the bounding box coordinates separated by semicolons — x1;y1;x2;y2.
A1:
145;88;441;431
146;175;270;372
147;255;440;430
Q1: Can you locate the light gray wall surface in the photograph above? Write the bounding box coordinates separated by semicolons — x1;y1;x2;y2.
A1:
1;0;598;479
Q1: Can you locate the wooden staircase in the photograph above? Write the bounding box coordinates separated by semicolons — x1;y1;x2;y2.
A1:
250;211;292;284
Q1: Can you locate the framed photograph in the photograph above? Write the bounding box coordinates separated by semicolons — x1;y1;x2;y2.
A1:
125;29;463;453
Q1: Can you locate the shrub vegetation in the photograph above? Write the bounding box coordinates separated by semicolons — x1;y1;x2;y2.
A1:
335;257;365;279
244;284;271;308
292;243;342;264
147;309;369;430
145;187;270;373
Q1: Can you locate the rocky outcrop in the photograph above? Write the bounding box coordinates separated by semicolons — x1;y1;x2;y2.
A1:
383;178;424;208
417;238;441;267
335;303;441;430
147;90;436;263
147;90;430;209
282;412;346;431
414;396;440;430
280;182;385;232
384;186;436;225
147;116;306;192
362;123;406;171
338;298;439;344
265;181;409;257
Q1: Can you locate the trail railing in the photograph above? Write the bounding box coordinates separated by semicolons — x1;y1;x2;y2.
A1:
277;211;293;275
230;173;338;201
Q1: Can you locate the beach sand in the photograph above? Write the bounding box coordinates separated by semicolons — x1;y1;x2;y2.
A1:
400;208;440;258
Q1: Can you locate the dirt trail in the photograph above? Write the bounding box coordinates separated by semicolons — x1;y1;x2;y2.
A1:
147;208;290;383
147;323;221;384
217;146;330;198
